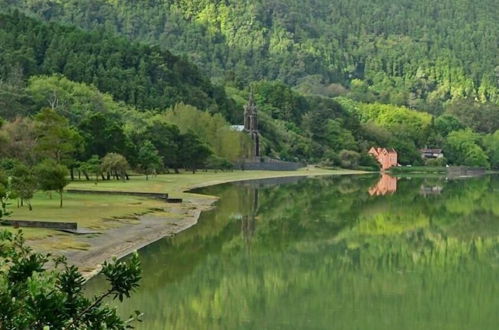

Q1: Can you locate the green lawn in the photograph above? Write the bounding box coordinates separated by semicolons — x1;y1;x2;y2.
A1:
7;192;166;230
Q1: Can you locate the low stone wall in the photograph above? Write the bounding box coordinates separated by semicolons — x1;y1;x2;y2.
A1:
67;189;168;200
236;176;305;187
238;158;303;171
1;220;77;230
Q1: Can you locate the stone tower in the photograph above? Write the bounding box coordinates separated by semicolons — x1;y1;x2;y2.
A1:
244;93;260;158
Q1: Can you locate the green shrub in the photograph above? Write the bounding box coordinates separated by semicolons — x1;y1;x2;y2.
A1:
425;157;447;167
339;150;361;169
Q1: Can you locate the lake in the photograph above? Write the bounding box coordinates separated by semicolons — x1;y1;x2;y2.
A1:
86;174;499;329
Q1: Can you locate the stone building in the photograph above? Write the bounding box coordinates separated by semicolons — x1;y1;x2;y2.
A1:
244;93;260;158
368;147;398;170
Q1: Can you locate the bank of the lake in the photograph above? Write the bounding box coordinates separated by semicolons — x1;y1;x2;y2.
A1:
12;167;366;278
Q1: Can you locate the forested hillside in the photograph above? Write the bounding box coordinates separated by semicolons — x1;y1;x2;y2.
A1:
1;3;499;173
0;10;234;116
3;0;498;112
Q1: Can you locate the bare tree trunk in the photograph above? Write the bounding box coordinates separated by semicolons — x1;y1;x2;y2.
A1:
83;171;90;181
59;189;63;208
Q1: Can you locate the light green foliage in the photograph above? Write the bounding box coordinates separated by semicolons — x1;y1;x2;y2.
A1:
338;97;432;164
101;153;129;180
163;103;250;161
444;129;489;167
27;75;121;121
348;102;432;144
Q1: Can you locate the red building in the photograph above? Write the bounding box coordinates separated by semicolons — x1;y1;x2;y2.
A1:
368;147;398;170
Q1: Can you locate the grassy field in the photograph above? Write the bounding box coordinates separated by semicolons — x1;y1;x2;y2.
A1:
67;168;364;196
2;168;365;247
8;192;166;229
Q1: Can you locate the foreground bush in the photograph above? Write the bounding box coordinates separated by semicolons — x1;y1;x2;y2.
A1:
0;230;142;329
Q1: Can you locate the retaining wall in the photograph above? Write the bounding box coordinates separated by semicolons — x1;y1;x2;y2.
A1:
238;158;303;171
2;220;77;230
66;189;168;200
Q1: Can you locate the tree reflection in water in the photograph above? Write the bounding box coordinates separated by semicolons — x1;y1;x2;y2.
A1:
86;174;499;330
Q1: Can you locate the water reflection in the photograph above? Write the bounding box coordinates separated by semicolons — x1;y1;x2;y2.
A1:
368;174;398;195
87;174;499;330
420;184;443;196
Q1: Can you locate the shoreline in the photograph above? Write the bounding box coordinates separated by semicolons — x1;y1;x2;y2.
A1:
54;169;368;279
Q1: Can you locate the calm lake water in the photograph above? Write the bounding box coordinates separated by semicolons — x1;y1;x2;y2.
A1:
86;174;499;329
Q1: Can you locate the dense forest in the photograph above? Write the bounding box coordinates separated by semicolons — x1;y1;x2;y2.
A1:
2;0;498;112
0;10;234;115
1;2;499;177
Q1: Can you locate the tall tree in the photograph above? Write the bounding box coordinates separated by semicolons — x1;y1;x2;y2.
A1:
34;108;82;164
180;132;212;173
10;163;37;211
137;141;162;180
35;159;69;208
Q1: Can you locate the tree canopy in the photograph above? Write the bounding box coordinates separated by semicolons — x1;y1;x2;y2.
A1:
3;0;497;111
